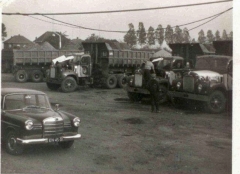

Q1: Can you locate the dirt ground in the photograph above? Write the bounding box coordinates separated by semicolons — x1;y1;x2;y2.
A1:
1;73;232;174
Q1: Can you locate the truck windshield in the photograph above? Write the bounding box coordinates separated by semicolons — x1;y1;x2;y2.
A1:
154;59;172;70
195;58;229;74
4;94;51;110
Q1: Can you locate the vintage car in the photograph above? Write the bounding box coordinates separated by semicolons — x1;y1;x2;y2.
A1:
1;88;81;155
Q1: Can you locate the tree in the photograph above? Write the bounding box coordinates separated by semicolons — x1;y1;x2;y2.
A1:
182;27;190;43
215;30;221;41
155;24;164;45
123;23;137;47
222;30;228;40
2;23;7;41
165;25;173;44
206;30;214;43
147;26;155;45
173;26;183;43
198;29;206;43
136;22;147;46
85;33;105;42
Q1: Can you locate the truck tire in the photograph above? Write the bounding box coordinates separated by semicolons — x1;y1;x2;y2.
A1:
105;75;117;89
61;77;77;93
46;82;61;91
127;92;143;102
205;90;226;114
117;75;128;88
31;70;43;82
158;85;168;104
15;70;28;83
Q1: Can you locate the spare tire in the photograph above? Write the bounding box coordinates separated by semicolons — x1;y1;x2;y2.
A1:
15;70;28;83
105;75;117;89
117;75;128;88
31;70;43;82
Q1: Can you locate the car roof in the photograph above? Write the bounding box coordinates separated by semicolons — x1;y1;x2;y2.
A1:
1;88;46;96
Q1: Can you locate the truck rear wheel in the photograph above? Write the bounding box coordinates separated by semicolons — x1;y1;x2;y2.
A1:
117;75;128;88
158;85;168;104
105;75;117;89
31;70;43;82
15;70;28;83
46;82;60;91
205;90;226;114
127;92;143;102
61;77;77;93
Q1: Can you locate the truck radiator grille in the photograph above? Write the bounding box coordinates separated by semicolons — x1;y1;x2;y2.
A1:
43;117;64;138
183;76;194;92
50;68;56;78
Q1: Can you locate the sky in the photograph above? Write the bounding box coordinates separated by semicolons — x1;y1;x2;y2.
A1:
0;0;234;42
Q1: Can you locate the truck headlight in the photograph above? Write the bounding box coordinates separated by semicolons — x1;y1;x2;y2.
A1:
25;120;33;130
73;117;80;127
177;82;181;89
198;84;203;92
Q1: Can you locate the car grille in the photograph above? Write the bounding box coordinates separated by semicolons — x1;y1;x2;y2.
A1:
43;117;64;138
183;76;194;92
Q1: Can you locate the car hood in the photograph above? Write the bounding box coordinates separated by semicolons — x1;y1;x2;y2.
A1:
4;109;69;122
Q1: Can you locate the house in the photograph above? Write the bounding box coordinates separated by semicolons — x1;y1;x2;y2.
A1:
34;31;70;50
3;35;33;50
61;37;83;51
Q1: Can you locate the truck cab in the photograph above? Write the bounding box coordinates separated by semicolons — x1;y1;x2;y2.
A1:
169;55;232;113
125;56;191;103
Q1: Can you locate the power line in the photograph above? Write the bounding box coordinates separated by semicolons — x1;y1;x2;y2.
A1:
2;0;232;16
37;7;232;33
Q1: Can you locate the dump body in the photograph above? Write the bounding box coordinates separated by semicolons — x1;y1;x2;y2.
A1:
2;50;81;82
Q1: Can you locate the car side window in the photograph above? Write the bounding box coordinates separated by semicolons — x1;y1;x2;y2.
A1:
4;95;24;110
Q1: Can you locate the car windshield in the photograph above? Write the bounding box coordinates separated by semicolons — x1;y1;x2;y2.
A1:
195;58;229;74
3;94;51;110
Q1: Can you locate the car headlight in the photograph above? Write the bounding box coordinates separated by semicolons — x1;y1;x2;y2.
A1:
198;84;203;92
73;117;80;127
25;120;33;130
177;82;181;89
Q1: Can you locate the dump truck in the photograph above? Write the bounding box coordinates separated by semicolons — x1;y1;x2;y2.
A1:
2;50;81;82
45;41;154;92
124;56;193;103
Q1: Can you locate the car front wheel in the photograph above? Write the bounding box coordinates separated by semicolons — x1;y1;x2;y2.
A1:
59;141;74;149
5;131;24;155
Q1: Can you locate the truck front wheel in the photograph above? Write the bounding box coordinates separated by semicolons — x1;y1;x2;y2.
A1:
206;90;226;114
61;77;77;93
46;82;60;91
127;92;143;102
117;75;128;88
15;70;28;83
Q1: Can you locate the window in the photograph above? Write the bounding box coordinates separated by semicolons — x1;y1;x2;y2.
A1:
9;44;12;48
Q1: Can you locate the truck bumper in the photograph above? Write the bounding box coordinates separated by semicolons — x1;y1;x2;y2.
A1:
168;91;208;102
124;86;150;95
16;134;81;145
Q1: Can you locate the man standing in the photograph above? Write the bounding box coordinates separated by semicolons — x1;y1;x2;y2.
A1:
142;59;155;87
148;77;161;113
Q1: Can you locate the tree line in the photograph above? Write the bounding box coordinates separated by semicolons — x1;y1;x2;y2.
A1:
123;22;233;48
